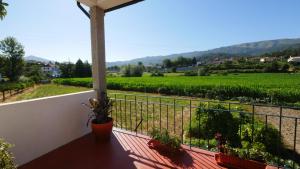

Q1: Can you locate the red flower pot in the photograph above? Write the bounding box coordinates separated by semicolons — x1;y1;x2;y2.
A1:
91;118;113;142
215;153;267;169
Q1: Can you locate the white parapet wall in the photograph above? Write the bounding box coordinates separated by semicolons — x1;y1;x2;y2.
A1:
0;91;95;166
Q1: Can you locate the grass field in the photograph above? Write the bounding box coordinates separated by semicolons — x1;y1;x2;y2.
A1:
15;84;90;101
53;73;300;104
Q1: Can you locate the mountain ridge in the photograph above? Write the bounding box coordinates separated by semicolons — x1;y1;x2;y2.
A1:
24;55;54;63
25;38;300;66
107;38;300;66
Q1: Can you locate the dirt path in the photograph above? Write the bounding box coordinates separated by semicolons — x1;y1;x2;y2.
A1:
254;106;300;154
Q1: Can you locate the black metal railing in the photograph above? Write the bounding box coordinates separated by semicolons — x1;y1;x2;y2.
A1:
108;93;300;169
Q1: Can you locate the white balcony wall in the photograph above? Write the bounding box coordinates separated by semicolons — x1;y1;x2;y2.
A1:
0;91;95;166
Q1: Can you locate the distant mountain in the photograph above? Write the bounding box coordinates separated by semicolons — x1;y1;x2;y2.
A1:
107;38;300;67
25;55;53;63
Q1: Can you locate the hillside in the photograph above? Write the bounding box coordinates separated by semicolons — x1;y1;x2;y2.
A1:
107;38;300;66
25;55;53;63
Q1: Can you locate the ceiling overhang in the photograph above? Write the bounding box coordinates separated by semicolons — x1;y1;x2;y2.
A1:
77;0;144;13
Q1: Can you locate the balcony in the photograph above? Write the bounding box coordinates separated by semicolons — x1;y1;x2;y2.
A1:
19;130;225;169
0;91;298;168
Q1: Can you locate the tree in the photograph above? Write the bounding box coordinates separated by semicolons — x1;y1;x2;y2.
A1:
0;0;8;20
264;61;280;73
121;65;131;77
162;59;172;68
107;65;120;72
198;67;209;76
281;63;290;72
0;55;5;75
0;37;25;81
74;59;85;77
130;65;143;77
224;61;233;69
59;62;74;78
192;57;197;65
138;62;145;71
24;63;45;83
121;64;144;77
83;61;92;77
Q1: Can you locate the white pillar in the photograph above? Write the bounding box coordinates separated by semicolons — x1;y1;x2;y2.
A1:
90;6;106;100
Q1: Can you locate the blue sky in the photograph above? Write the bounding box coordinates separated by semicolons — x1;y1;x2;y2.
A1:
1;0;300;63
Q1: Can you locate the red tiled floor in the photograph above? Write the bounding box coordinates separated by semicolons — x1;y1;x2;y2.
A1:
19;129;276;169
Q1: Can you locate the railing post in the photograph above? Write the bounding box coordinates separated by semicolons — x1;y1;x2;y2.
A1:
279;107;282;136
167;105;169;131
277;106;283;168
265;115;268;129
181;106;184;144
251;104;255;143
140;102;143;133
152;103;155;131
115;97;118;127
146;96;149;133
124;95;127;130
239;111;242;139
190;99;192;149
174;98;176;134
130;101;132;131
159;98;162;132
120;100;122;129
135;96;137;134
293;118;298;169
2;91;5;101
198;104;201;147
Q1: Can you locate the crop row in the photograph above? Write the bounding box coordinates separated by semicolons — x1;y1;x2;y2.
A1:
53;74;300;104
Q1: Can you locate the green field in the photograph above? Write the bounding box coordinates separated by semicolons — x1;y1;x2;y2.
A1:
53;73;300;104
15;84;90;101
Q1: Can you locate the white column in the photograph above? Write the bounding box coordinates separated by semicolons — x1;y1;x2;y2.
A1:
90;6;106;100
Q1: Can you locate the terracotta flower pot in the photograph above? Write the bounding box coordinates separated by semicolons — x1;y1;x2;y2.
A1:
215;153;267;169
91;117;113;142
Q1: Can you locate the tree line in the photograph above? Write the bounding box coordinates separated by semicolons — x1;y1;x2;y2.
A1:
0;37;92;83
162;56;197;69
59;59;92;78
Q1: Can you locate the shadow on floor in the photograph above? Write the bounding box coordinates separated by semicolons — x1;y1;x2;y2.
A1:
19;134;139;169
19;131;226;169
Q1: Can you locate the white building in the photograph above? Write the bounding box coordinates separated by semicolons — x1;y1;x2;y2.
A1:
260;57;276;63
196;61;203;66
287;56;300;63
41;63;61;77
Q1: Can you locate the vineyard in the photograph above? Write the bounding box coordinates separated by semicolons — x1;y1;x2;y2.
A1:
53;73;300;104
0;81;34;101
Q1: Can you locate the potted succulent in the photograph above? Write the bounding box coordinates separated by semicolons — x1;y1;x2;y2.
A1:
214;133;267;169
148;128;182;155
82;92;113;142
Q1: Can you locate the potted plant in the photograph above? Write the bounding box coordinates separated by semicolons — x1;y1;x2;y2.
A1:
0;138;16;169
82;92;113;142
214;133;267;169
148;128;182;155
